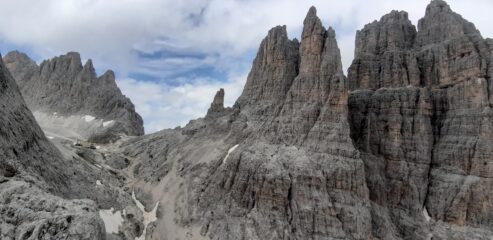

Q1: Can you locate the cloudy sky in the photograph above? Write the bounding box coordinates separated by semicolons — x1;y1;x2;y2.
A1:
1;0;492;133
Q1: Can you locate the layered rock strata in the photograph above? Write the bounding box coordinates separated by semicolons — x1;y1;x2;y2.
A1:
348;0;493;239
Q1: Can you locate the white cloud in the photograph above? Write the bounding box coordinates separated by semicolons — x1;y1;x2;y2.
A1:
0;0;492;133
117;74;245;133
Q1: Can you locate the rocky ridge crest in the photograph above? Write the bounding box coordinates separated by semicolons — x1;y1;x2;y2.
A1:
3;51;144;143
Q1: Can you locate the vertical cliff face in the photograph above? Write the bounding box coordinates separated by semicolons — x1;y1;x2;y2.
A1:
3;51;144;143
270;7;350;148
236;25;300;124
348;0;493;239
348;11;419;90
0;55;105;240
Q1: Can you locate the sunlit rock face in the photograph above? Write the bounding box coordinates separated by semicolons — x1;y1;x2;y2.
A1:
3;51;144;143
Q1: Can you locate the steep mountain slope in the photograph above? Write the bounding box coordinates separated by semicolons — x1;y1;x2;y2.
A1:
3;51;144;143
348;0;493;239
0;54;105;239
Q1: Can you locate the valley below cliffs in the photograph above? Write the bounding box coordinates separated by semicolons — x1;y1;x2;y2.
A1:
0;1;492;240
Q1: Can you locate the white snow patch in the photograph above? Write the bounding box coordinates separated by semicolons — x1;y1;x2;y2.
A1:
95;164;102;169
99;208;124;234
47;136;54;139
95;145;101;149
423;207;431;222
103;120;115;127
53;112;57;115
222;144;239;164
82;115;96;122
132;191;159;240
96;180;103;186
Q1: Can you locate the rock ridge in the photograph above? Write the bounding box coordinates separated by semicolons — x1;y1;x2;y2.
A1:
3;51;144;143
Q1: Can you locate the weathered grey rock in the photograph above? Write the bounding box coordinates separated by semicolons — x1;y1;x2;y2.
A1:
0;54;106;239
416;0;480;47
206;88;230;119
3;51;144;143
117;7;372;240
348;11;419;90
348;0;493;239
2;1;492;239
0;180;104;240
235;25;300;125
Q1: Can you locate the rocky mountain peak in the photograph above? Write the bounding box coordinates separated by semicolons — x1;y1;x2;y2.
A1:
417;0;480;46
0;52;105;240
4;51;144;143
426;0;452;14
206;88;225;117
4;50;34;65
3;51;38;86
235;24;299;113
348;8;417;90
299;6;326;76
81;59;97;80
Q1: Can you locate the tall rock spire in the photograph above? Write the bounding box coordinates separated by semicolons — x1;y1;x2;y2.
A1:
268;7;351;150
298;6;326;76
206;88;225;118
235;25;299;122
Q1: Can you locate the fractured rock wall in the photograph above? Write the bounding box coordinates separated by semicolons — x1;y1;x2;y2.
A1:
348;0;493;238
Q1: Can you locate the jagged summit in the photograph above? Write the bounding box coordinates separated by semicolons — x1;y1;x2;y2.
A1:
206;88;226;118
349;0;489;90
0;54;105;239
2;2;493;240
417;0;481;46
235;24;299;113
348;1;493;239
3;51;144;143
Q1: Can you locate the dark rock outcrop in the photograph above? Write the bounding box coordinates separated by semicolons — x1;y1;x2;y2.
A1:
3;51;144;143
